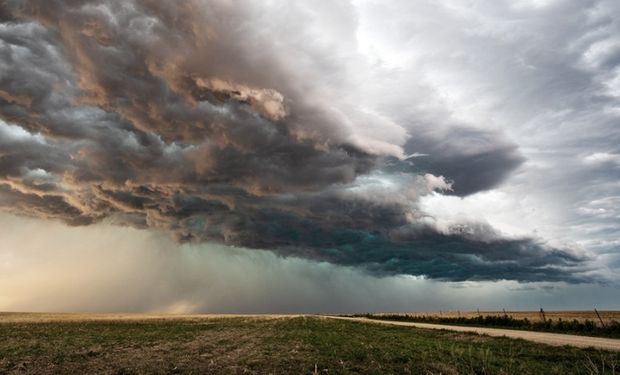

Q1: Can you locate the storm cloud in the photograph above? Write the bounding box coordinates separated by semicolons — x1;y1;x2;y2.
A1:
0;0;612;284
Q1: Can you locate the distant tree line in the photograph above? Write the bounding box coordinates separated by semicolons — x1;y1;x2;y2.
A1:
353;314;620;338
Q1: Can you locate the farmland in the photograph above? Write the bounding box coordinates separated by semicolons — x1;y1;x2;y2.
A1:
1;313;620;374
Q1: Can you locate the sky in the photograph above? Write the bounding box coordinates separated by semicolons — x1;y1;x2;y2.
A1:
0;0;619;313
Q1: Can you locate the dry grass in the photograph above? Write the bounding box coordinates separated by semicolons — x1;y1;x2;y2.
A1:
4;311;618;325
0;312;297;324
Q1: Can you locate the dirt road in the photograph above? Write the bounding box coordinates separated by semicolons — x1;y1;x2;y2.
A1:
325;316;620;351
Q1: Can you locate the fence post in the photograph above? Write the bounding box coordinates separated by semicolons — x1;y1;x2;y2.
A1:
595;308;606;328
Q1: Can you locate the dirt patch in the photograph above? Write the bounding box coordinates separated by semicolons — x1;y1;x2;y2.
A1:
0;318;296;374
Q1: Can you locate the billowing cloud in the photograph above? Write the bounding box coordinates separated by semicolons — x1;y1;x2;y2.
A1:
0;0;612;284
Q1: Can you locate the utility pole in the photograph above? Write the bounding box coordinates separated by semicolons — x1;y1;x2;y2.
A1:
595;308;606;328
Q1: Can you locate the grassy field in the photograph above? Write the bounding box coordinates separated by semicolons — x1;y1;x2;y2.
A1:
1;314;619;374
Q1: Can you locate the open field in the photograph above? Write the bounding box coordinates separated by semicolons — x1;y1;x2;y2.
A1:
1;314;620;374
0;313;298;324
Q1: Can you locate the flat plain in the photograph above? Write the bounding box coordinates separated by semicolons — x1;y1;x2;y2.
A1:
1;313;619;374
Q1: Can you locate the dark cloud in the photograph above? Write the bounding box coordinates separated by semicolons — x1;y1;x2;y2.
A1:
0;0;595;283
403;127;525;196
227;210;591;283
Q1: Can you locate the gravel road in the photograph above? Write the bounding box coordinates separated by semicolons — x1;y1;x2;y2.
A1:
326;316;620;351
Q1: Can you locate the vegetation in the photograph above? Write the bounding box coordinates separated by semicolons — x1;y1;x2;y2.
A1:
356;313;620;338
1;316;619;374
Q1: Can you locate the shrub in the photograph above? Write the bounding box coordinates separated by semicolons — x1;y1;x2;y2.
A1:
353;314;620;338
